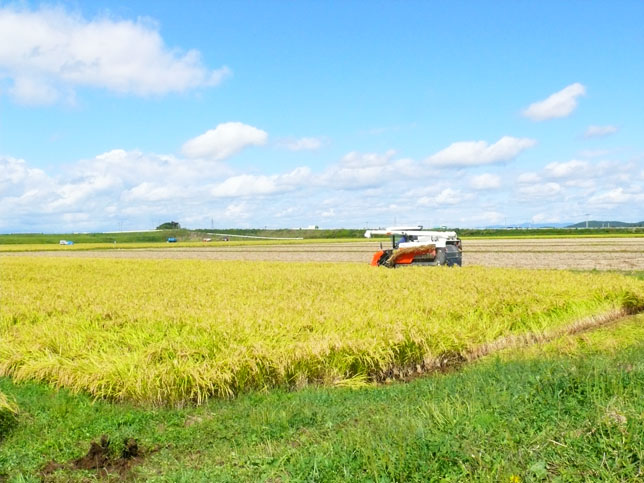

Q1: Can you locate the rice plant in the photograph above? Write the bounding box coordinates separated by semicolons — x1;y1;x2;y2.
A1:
1;257;643;405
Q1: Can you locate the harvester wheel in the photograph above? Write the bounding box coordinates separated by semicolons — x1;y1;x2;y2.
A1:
435;248;446;265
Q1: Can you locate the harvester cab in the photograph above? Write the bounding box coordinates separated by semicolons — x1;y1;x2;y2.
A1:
364;226;462;268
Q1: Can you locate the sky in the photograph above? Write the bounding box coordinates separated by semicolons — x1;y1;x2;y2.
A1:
1;1;643;232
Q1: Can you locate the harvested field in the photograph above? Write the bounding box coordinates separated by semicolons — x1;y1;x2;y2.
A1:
3;237;644;269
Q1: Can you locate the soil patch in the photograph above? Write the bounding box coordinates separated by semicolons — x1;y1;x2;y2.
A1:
41;435;150;480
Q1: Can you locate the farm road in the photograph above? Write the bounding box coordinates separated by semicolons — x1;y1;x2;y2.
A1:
4;237;644;270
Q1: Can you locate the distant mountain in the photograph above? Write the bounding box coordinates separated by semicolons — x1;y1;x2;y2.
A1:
478;220;644;229
566;220;644;228
483;222;572;229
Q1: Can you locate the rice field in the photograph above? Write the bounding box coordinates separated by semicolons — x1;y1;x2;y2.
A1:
2;256;643;406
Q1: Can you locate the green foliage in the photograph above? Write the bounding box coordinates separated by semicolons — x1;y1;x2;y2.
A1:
156;221;181;230
0;230;189;245
458;227;644;237
0;391;18;440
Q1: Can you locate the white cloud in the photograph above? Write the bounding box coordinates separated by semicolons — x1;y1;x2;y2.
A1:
584;125;618;138
122;182;188;202
8;76;63;105
531;213;561;224
0;156;50;195
517;172;541;184
223;202;251;220
278;137;324;151
518;182;563;199
320;150;417;189
522;83;586;121
210;167;311;197
0;5;229;104
564;178;596;189
469;173;501;190
46;174;122;211
418;188;473;206
341;150;396;168
182;122;268;161
589;188;644;205
479;211;504;224
543;160;589;179
2;143;642;232
426;136;536;168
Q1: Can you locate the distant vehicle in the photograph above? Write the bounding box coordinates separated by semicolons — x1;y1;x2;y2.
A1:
167;237;177;243
59;240;74;246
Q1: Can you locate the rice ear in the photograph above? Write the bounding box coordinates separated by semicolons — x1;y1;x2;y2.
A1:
386;244;436;266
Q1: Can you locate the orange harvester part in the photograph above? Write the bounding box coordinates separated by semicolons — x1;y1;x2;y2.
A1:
370;251;385;266
389;245;437;265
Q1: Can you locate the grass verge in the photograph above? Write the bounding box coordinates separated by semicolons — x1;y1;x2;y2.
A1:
0;238;370;252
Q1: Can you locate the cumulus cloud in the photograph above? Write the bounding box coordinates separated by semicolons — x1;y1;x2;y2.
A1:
223;202;251;220
0;156;51;196
2;142;642;232
589;188;644;205
518;182;563;199
210;167;311;197
182;122;268;161
517;172;541;184
531;213;562;224
122;182;189;202
278;137;324;151
584;125;618;138
426;136;536;168
0;5;230;104
543;160;589;179
522;83;586;121
340;150;396;168
321;150;419;189
417;188;473;206
469;173;501;190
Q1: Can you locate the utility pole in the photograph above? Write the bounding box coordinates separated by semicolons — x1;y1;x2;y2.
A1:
584;213;590;229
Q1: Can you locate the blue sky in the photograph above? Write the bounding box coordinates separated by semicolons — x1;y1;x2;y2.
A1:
1;0;643;232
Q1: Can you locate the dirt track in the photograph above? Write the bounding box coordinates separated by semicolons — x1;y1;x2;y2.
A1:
4;238;644;270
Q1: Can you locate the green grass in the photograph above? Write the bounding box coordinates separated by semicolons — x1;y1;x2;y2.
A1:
0;391;18;440
0;229;371;246
1;314;643;481
0;237;371;252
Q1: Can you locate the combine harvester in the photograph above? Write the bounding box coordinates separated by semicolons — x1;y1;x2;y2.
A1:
365;226;462;268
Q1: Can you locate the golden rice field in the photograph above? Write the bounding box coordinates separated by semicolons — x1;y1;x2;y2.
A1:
1;257;643;406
